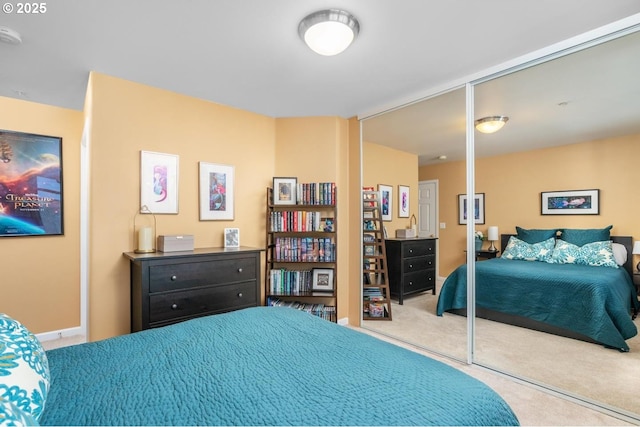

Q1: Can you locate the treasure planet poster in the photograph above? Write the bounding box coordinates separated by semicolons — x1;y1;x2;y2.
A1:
0;130;63;237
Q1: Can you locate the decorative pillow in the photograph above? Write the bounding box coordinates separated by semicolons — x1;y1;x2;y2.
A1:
611;242;627;267
549;240;618;268
515;226;558;244
501;236;555;262
0;397;38;426
559;225;613;247
0;314;49;422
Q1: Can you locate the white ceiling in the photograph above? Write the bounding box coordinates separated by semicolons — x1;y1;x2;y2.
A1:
1;0;640;120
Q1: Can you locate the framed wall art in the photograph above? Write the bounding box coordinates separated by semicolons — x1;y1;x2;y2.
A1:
199;162;234;220
541;189;599;215
458;193;485;225
378;184;392;221
140;151;179;214
398;185;410;218
273;177;297;205
0;130;64;237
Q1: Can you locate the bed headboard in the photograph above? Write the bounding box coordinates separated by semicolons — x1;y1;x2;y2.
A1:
500;234;634;278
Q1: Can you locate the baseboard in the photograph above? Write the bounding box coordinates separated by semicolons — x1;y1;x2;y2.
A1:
36;326;84;343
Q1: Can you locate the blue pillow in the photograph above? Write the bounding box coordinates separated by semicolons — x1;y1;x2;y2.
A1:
560;225;613;247
501;236;555;262
0;314;49;422
549;240;618;268
515;226;558;244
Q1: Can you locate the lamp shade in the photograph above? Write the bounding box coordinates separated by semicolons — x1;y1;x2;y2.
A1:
632;241;640;255
488;226;499;241
298;9;360;56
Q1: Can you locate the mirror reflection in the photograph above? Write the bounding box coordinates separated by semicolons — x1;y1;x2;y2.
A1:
361;28;640;419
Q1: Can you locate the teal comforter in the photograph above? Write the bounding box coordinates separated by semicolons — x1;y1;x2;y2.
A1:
437;258;639;351
41;307;519;426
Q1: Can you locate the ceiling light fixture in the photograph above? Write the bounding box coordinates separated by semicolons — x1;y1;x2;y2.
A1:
0;26;22;45
474;116;509;134
298;9;360;56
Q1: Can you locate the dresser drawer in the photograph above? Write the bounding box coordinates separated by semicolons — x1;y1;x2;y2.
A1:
149;257;256;293
403;270;436;293
403;254;435;273
403;240;435;257
149;280;257;324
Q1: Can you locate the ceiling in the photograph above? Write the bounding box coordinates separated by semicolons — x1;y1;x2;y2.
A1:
1;0;640;121
0;0;640;164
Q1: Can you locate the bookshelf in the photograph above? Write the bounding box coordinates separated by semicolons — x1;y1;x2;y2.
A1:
265;183;337;322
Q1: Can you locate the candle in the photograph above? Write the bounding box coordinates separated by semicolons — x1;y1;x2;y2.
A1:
138;227;153;251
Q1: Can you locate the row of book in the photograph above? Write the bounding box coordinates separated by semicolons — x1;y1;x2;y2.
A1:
363;287;389;318
269;211;334;232
273;237;336;262
296;182;336;206
267;298;337;322
269;269;312;294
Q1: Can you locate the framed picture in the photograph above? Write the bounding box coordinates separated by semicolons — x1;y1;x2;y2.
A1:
0;129;64;237
398;185;410;218
273;177;297;205
140;151;179;214
458;193;485;224
312;268;334;292
378;184;392;221
541;189;600;215
224;227;240;248
199;162;234;220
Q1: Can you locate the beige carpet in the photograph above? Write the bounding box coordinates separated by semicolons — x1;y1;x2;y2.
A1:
363;283;640;424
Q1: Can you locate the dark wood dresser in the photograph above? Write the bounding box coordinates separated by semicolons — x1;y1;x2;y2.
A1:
124;247;262;332
385;238;437;304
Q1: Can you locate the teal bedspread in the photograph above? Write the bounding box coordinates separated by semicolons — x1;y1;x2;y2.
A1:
437;258;639;351
41;307;518;426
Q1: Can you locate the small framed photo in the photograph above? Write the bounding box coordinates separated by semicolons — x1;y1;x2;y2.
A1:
541;189;599;215
378;184;392;221
398;185;410;218
141;151;179;214
458;193;485;225
199;162;234;220
312;268;334;292
224;227;240;248
273;177;297;205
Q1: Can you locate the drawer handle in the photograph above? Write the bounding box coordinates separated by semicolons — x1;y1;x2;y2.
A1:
237;268;243;273
408;281;413;285
170;275;177;281
237;292;243;298
409;264;413;268
171;304;178;310
409;249;413;254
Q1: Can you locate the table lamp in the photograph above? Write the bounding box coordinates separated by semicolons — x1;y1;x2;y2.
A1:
487;226;499;252
632;241;640;271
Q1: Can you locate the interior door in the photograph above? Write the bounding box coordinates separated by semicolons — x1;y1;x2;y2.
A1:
418;180;437;238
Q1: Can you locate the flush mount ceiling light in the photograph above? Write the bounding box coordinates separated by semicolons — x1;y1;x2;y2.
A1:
298;9;360;56
0;26;22;45
475;116;509;134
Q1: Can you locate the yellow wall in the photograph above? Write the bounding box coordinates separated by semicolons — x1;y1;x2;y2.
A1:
420;135;640;275
363;141;419;236
0;96;83;333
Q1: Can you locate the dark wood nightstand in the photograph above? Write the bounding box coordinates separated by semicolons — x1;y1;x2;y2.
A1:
633;272;640;296
476;250;499;261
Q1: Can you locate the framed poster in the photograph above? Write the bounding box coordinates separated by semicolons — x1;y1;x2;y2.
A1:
458;193;485;225
541;189;599;215
398;185;410;218
378;184;392;221
0;130;63;237
140;151;179;214
199;162;234;220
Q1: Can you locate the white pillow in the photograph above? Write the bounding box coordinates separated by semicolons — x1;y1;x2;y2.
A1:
611;242;627;266
0;314;50;422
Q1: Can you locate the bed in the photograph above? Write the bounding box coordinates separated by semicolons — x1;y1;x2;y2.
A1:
0;307;520;426
437;229;639;352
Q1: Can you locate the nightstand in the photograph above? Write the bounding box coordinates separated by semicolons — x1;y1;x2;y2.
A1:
633;272;640;296
476;250;500;261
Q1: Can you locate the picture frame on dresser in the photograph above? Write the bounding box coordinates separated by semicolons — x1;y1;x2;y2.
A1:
224;228;240;248
273;177;297;205
199;162;234;220
141;151;179;214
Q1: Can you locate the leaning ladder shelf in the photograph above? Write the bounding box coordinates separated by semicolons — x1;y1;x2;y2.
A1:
362;189;392;320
